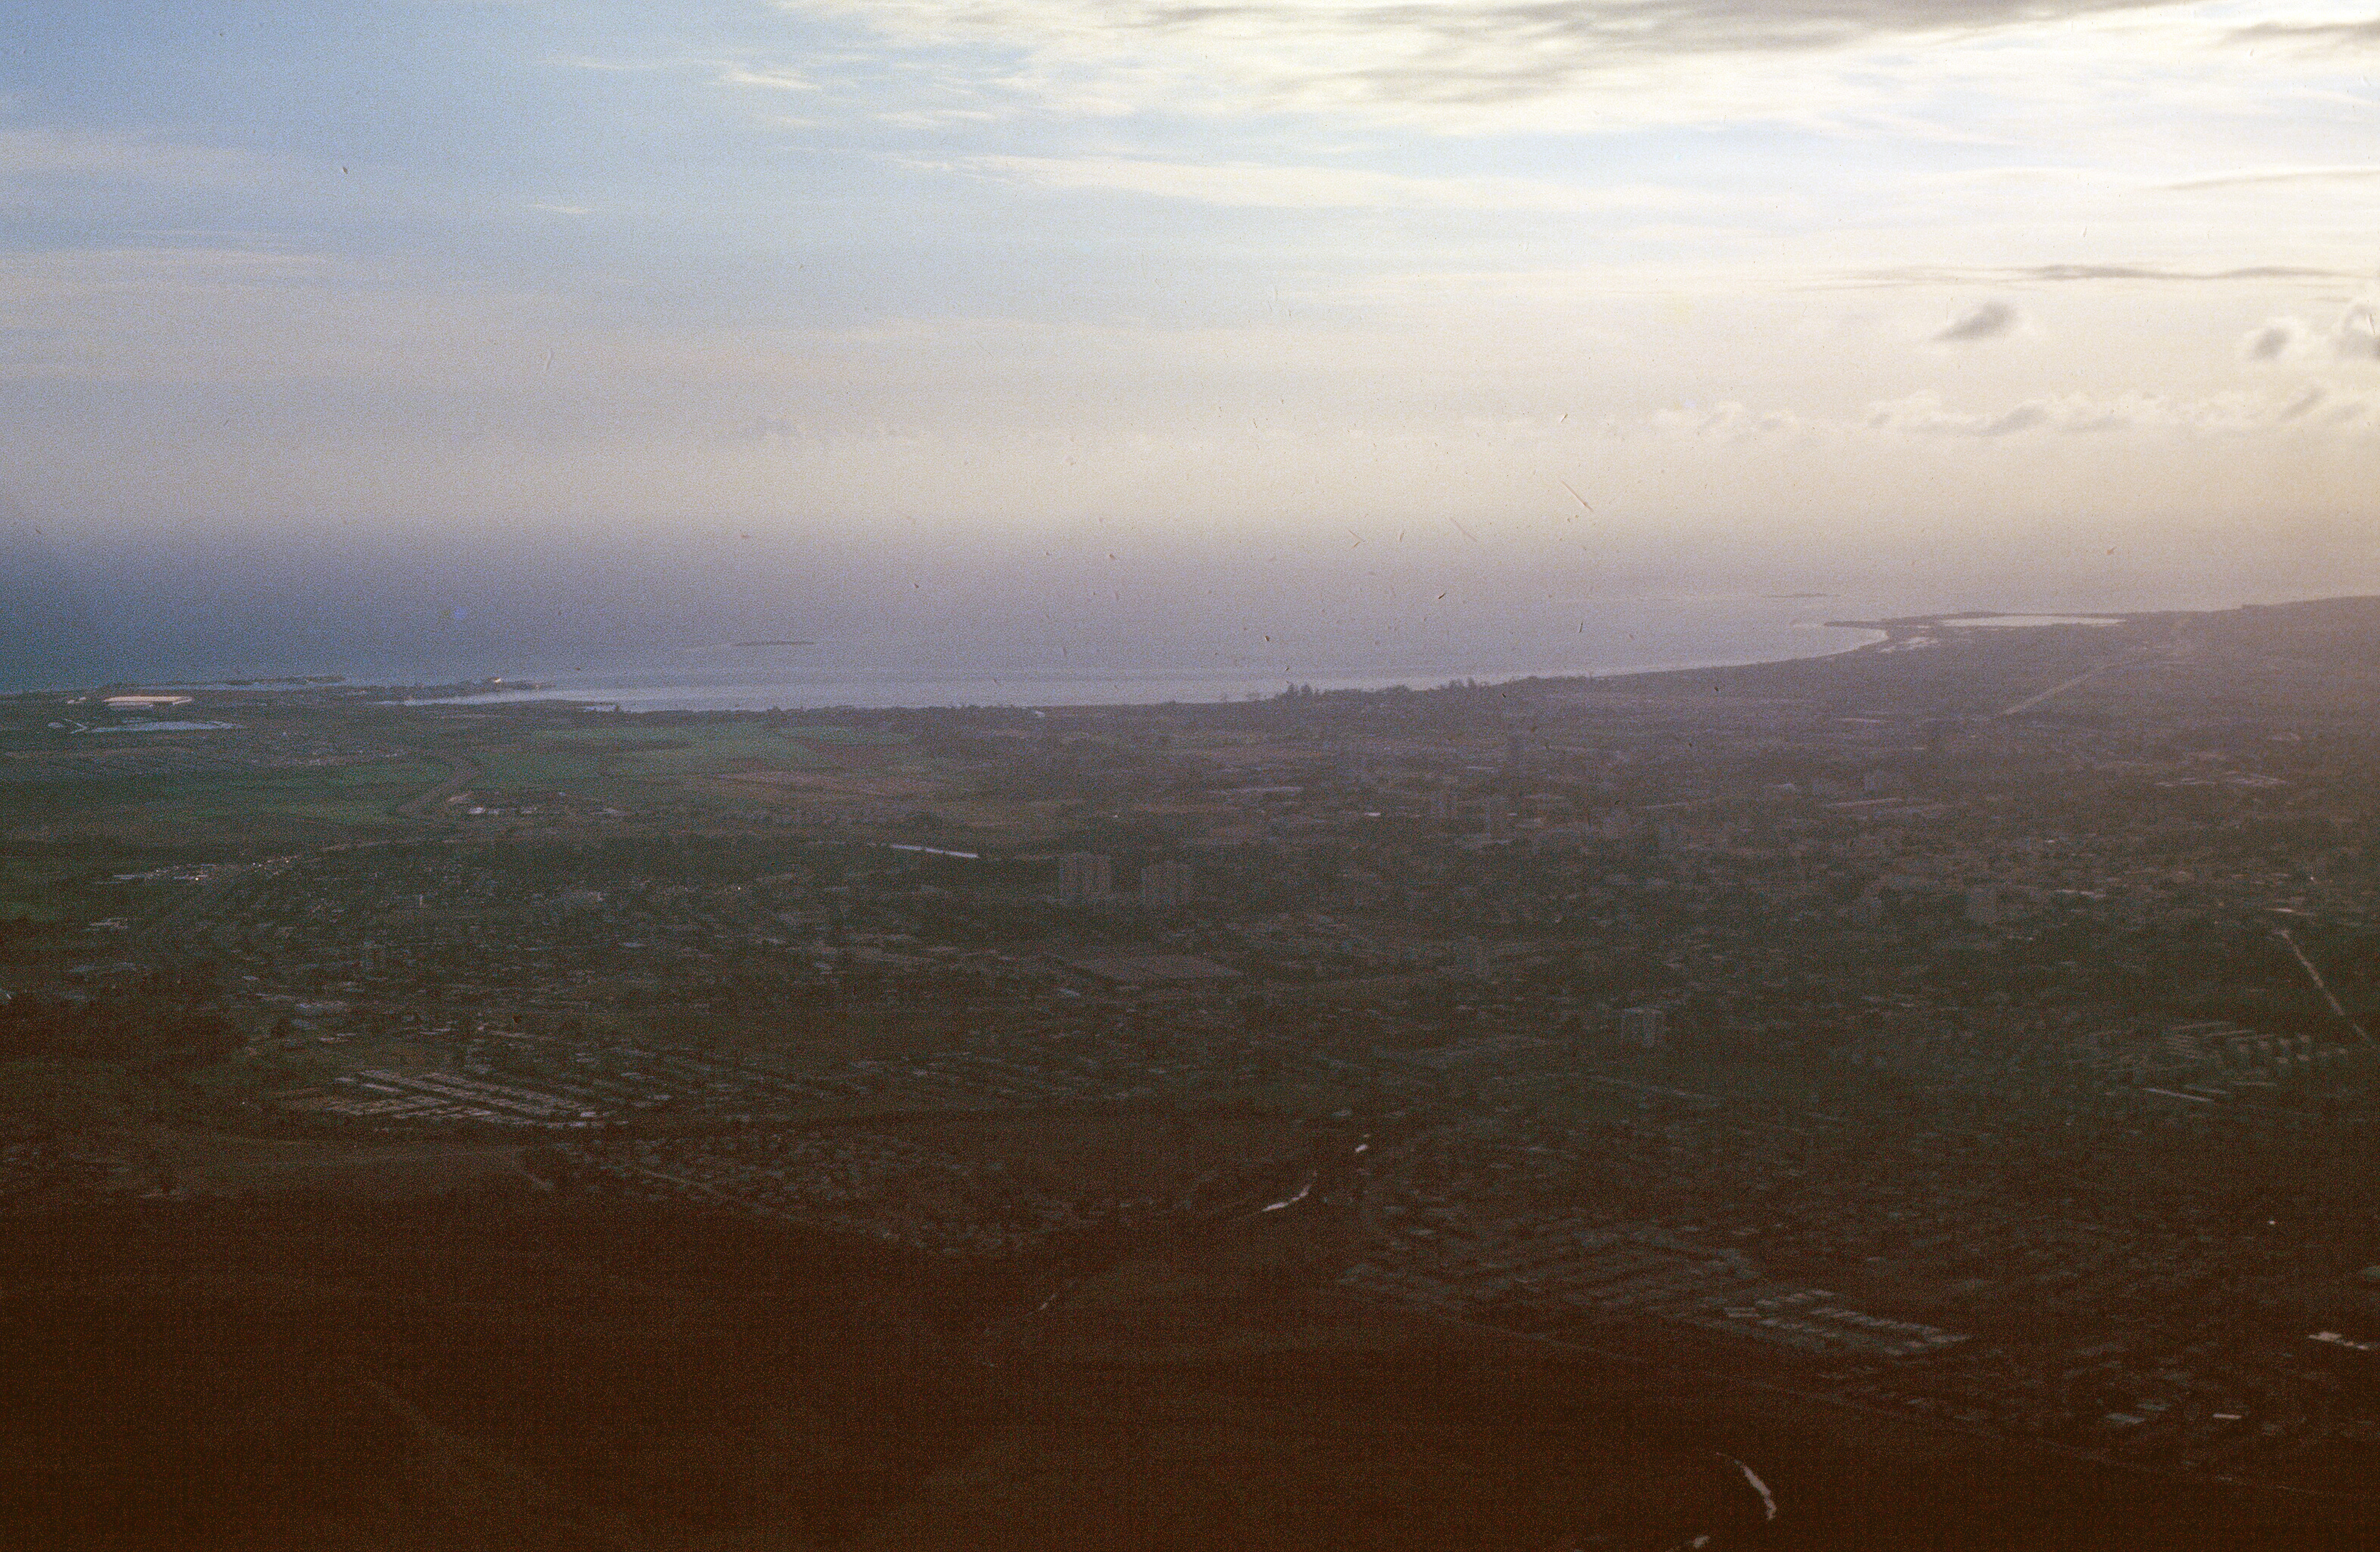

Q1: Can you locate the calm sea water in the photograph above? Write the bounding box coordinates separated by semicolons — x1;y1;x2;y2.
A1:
409;604;1892;711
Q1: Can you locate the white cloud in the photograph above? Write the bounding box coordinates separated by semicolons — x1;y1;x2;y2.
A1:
874;109;999;128
790;1;2194;91
1850;263;2351;288
1856;386;2380;437
2335;302;2380;362
1625;389;2275;442
0;127;261;189
1645;401;1806;439
776;0;2270;135
919;154;1701;211
544;55;662;73
2226;18;2380;52
2163;164;2380;191
2240;305;2380;364
720;64;819;91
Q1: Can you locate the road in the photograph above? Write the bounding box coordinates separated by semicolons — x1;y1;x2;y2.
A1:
2273;924;2375;1045
1996;656;2140;718
396;753;480;818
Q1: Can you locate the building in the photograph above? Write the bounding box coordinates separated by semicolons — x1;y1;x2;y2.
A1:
1140;859;1192;909
1619;1006;1667;1049
1058;852;1113;906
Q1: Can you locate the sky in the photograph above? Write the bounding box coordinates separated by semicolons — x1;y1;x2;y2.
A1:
3;1;2379;684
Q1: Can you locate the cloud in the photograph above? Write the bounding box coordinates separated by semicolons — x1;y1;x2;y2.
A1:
804;1;2194;66
2337;306;2380;362
720;64;819;91
1628;387;2380;442
1858;387;2380;438
0;127;260;189
2241;308;2380;365
915;153;1700;211
874;109;999;128
1846;264;2350;288
2277;385;2328;421
2227;19;2380;52
2163;165;2380;191
2015;263;2343;282
545;55;663;72
1932;299;2023;343
1646;401;1805;439
2242;316;2317;362
1868;392;2058;435
784;0;2196;116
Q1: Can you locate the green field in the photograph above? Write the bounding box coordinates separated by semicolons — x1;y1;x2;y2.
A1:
143;767;445;827
779;725;910;746
529;723;907;749
0;715;925;846
467;743;609;788
0;760;448;842
458;723;908;791
602;725;829;777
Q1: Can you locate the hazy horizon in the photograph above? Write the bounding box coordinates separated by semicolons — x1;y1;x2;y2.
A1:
0;542;2294;698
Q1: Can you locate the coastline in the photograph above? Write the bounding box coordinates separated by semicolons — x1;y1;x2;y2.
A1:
401;622;1895;714
8;608;2183;711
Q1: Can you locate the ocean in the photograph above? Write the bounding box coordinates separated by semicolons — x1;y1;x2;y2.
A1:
405;598;1895;711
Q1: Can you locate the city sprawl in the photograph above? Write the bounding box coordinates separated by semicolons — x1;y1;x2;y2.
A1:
6;600;2380;1505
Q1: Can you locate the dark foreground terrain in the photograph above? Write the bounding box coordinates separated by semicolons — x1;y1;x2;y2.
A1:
2;1188;2372;1551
